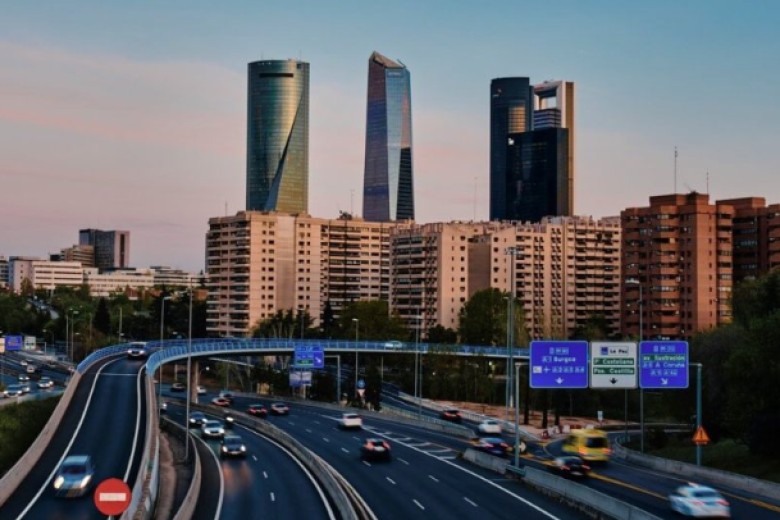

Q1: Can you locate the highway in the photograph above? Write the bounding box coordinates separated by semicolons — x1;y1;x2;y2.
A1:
166;388;586;520
0;354;147;520
164;402;334;520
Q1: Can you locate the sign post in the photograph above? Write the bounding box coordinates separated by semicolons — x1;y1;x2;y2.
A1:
530;341;589;389
590;342;637;389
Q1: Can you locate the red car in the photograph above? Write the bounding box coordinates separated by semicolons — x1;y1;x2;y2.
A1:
440;408;463;423
248;404;268;417
270;403;290;416
211;397;231;407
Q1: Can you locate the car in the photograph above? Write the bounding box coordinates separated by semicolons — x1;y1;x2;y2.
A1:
197;385;207;395
160;401;168;413
18;374;30;383
223;411;235;428
38;377;54;389
188;412;207;427
127;347;148;359
220;435;247;458
26;365;37;374
219;391;235;403
19;383;31;394
171;382;186;392
669;484;730;518
270;403;289;416
4;384;24;398
247;404;268;417
212;397;231;407
477;419;502;435
473;437;513;457
53;455;95;497
338;413;363;429
440;408;462;423
20;360;28;367
562;429;611;462
383;340;404;350
361;438;392;461
548;456;591;479
201;420;226;439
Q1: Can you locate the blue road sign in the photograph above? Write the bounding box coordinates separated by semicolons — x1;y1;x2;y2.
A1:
357;379;366;389
4;335;22;352
289;370;312;388
293;346;324;369
530;341;589;389
639;341;689;389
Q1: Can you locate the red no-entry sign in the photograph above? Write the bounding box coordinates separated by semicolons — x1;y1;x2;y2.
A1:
94;478;132;516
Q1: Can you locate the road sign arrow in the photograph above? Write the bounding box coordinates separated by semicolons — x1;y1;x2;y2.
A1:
555;377;564;385
610;378;618;385
661;378;669;385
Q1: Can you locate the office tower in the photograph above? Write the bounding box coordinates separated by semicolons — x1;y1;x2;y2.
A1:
490;78;533;221
506;128;572;222
363;51;414;222
79;229;130;269
621;193;734;341
246;60;310;213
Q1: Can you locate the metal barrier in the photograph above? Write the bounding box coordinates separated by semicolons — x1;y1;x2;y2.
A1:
122;375;160;520
77;344;132;373
160;418;201;520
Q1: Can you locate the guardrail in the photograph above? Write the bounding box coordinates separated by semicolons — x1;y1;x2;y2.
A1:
190;402;361;520
122;374;160;520
77;344;133;372
0;371;82;506
161;418;201;520
612;438;780;502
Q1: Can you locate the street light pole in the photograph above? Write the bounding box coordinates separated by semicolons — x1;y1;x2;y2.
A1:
514;362;528;468
184;288;193;461
505;247;518;426
352;318;359;401
158;296;171;419
415;315;422;417
639;282;644;453
69;309;80;362
692;362;703;466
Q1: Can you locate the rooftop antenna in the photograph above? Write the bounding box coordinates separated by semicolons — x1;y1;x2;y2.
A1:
473;177;477;221
350;189;354;216
225;201;228;216
706;171;710;195
674;146;678;193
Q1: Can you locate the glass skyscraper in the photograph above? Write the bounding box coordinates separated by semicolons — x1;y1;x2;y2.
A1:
246;59;309;213
362;51;414;222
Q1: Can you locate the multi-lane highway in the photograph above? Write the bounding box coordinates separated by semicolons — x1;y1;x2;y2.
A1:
164;402;335;520
0;355;147;520
166;388;586;520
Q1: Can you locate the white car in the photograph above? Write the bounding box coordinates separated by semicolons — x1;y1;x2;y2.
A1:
201;420;225;439
127;347;147;359
197;385;207;395
20;360;28;367
669;484;730;518
26;365;37;374
4;384;24;397
18;374;30;383
338;413;363;429
477;420;503;435
38;377;54;389
383;341;404;350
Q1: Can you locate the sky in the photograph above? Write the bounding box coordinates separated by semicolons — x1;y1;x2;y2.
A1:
1;0;779;272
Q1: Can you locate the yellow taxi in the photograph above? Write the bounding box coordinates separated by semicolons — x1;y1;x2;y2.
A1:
561;429;611;462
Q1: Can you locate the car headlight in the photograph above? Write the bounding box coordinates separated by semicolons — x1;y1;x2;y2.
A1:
218;429;224;434
54;476;65;489
227;417;234;422
79;475;91;488
222;447;228;452
241;446;246;452
127;349;132;354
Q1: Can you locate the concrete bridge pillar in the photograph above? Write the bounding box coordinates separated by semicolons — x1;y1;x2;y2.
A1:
188;360;199;404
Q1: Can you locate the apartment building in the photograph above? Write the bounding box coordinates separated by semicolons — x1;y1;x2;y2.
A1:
83;268;155;298
0;256;8;288
150;266;203;288
717;197;780;282
621;193;734;341
10;257;84;293
205;211;394;337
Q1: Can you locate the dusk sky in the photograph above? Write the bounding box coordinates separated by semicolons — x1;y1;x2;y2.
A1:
2;0;778;272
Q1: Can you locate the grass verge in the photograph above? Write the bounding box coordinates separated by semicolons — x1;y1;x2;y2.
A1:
0;396;61;476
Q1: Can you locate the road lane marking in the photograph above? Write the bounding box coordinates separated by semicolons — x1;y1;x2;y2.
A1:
413;499;425;510
352;436;360;441
588;472;666;500
464;497;478;507
323;437;330;443
288;421;295;426
314;420;321;424
398;458;409;465
306;429;312;433
252;455;258;462
341;448;349;453
386;477;396;485
270;492;275;502
262;470;268;478
123;367;144;482
750;499;780;513
363;461;372;467
428;475;439;482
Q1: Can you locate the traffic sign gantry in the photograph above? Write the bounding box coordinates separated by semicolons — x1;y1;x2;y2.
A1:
94;478;131;516
530;341;588;389
590;342;637;389
293;346;324;369
639;341;689;389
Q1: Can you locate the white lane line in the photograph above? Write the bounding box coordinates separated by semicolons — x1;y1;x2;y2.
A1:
263;470;268;478
270;492;276;502
288;421;295;426
238;425;336;520
386;477;396;485
398;458;410;465
363;461;372;467
407;442;430;447
429;475;439;482
314;420;321;424
192;430;225;520
15;358;118;520
352;436;360;441
425;449;452;454
323;437;330;443
252;455;258;462
306;429;313;433
122;367;144;482
464;497;478;507
341;448;349;453
413;499;425;510
439;455;457;460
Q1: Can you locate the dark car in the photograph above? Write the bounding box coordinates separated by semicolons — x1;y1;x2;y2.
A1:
223;411;235;429
549;456;591;479
127;347;148;359
473;437;513;457
220;435;247;458
270;403;289;416
171;382;186;392
248;404;268;417
440;408;463;423
361;438;392;461
188;411;207;427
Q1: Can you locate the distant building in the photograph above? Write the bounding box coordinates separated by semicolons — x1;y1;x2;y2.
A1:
84;268;155;298
79;229;130;269
9;257;84;293
246;60;310;214
717;197;780;282
621;193;734;340
363;51;415;222
59;245;95;267
0;256;8;288
150;266;203;288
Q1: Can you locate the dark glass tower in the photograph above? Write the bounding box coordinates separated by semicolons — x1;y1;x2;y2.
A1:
505;128;572;222
246;60;309;213
490;78;533;221
362;51;414;222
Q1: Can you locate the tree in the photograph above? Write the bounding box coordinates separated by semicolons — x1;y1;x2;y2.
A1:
322;301;337;338
336;301;407;341
426;325;457;344
94;298;111;335
20;278;34;297
570;314;611;341
252;309;317;339
458;288;527;346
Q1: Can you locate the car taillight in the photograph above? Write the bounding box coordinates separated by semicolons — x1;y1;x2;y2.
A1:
500;443;509;448
383;442;391;450
581;465;590;470
717;500;729;506
578;448;587;454
691;500;704;506
366;442;374;449
561;466;570;471
603;448;611;454
484;443;494;448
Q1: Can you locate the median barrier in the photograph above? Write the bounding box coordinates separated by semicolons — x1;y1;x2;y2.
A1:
122;375;160;520
462;448;510;474
0;371;81;506
161;418;202;520
190;402;360;520
521;467;664;520
612;439;780;502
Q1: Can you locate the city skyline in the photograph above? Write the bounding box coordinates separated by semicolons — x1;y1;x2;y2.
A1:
1;1;778;271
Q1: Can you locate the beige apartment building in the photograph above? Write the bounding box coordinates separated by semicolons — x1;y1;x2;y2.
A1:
205;211;395;337
9;258;84;293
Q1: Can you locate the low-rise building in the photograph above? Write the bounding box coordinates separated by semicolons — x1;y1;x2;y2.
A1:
0;256;8;288
150;266;203;288
83;268;155;298
10;257;84;293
